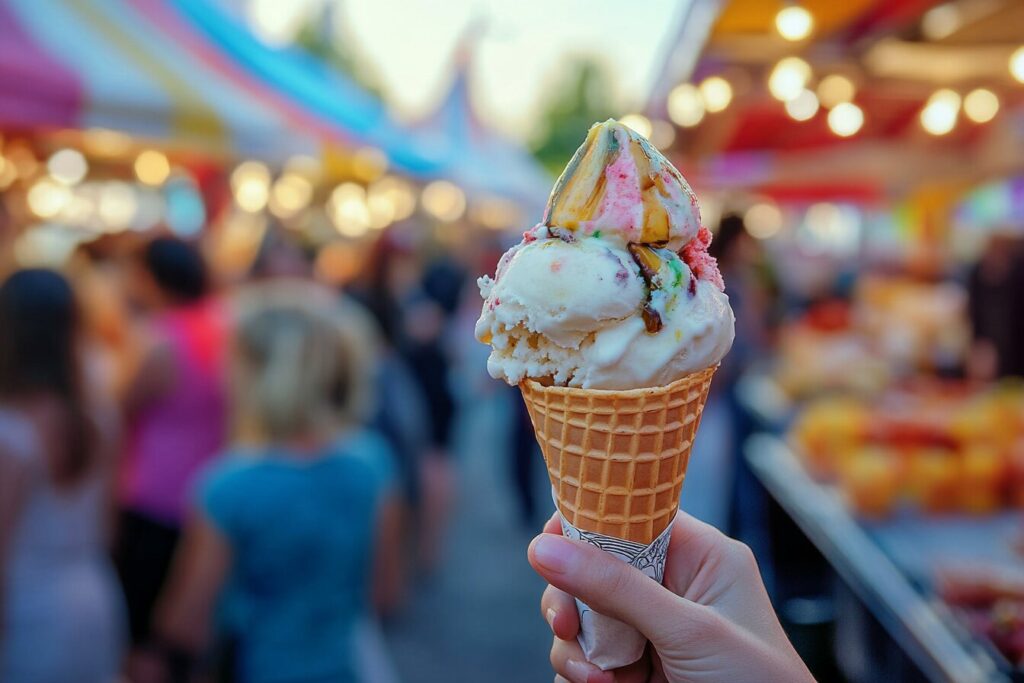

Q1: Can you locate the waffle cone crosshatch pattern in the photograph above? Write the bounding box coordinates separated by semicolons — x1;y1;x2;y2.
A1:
520;365;717;545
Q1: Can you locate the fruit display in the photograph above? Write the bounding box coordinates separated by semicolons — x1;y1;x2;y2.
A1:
789;381;1024;518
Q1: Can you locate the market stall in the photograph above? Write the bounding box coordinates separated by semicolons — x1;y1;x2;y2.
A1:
641;0;1024;680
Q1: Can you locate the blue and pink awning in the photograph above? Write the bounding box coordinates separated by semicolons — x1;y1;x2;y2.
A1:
0;0;445;175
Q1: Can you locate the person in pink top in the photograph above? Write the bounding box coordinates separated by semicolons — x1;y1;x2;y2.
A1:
113;237;228;663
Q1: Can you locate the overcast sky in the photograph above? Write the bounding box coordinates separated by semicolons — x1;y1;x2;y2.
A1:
243;0;689;140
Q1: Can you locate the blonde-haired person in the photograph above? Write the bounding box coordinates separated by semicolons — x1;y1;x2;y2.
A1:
149;282;402;683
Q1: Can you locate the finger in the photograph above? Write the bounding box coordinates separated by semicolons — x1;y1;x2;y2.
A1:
660;510;736;591
607;652;653;683
549;636;614;683
529;532;720;646
541;584;580;640
543;511;562;535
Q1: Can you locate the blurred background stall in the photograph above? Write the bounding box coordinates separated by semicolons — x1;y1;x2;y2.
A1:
2;0;1024;682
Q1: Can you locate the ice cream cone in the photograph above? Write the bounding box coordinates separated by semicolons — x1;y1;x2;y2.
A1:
520;365;717;545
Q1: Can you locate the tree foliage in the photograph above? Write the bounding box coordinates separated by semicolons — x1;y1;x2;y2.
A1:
530;59;616;175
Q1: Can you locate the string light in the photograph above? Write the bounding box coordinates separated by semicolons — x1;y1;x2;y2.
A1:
329;183;371;237
920;89;960;135
47;149;88;186
231;161;271;213
699;76;733;113
828;102;864;137
785;89;819;121
768;57;812;102
134;150;171;186
963;89;999;124
667;83;705;127
1010;46;1024;83
775;5;814;41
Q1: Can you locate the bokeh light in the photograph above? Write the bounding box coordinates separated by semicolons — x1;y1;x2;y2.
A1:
329;182;371;237
827;102;864;137
817;74;856;109
920;89;960;136
1009;46;1024;83
745;202;783;239
47;148;88;186
98;182;138;231
369;176;417;222
269;173;314;218
963;88;999;124
921;3;961;41
134;150;171;186
667;83;705;128
775;6;814;41
699;76;732;113
231;160;271;213
768;57;812;102
27;179;72;218
785;89;819;121
421;180;466;222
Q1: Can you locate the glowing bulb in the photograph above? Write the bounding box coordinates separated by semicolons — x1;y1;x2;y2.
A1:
1010;46;1024;83
370;176;416;222
231;161;271;213
785;89;819;121
667;83;705;127
329;183;371;237
268;173;313;218
27;179;72;218
134;150;171;186
47;148;88;185
421;180;466;222
745;203;783;239
619;114;653;139
699;76;733;113
768;57;812;102
817;75;856;109
920;89;960;135
775;6;814;41
828;102;864;137
963;89;999;124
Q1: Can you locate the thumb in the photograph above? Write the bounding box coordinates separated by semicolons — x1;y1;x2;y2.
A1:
528;532;719;647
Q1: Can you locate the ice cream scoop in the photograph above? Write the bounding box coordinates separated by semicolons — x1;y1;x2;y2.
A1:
543;118;701;250
476;120;734;390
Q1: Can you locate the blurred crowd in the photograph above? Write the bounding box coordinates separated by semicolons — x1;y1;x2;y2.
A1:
3;206;1024;683
0;219;512;683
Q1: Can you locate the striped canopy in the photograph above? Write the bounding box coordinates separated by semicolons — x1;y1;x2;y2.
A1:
0;0;446;176
414;53;551;210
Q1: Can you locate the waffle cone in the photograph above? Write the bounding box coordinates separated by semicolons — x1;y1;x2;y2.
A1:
520;366;717;545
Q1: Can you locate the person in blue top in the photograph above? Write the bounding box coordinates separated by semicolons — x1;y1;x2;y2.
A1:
149;281;403;683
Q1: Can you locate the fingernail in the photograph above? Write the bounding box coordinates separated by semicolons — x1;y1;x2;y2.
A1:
532;534;575;573
546;608;557;630
565;658;600;683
